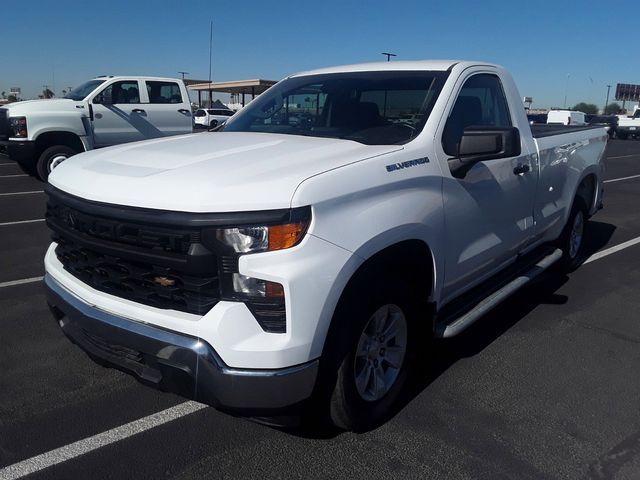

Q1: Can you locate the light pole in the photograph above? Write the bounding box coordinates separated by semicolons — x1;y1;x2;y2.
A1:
604;85;612;114
381;52;396;62
563;74;570;109
178;71;189;80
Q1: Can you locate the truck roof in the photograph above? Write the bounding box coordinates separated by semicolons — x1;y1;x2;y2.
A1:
290;60;500;77
91;76;183;82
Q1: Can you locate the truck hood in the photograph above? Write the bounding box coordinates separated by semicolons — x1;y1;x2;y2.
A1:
49;132;402;212
5;98;81;115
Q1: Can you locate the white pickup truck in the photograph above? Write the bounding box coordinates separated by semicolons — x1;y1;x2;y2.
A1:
616;107;640;139
44;60;606;431
0;76;193;180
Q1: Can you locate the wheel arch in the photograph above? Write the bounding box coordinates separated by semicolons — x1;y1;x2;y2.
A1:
34;131;85;158
574;171;598;216
319;238;437;360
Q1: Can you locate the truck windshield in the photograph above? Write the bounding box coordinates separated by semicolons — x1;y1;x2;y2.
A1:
64;80;106;101
223;71;448;145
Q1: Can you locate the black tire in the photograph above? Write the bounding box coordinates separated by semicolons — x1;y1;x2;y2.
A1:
210;119;218;128
557;197;588;272
36;145;77;181
617;131;628;140
327;283;418;432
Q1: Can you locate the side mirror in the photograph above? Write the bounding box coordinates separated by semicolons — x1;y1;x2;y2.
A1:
450;127;521;178
459;126;520;160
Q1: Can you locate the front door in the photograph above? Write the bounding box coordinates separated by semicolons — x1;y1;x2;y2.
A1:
91;80;150;147
437;72;538;304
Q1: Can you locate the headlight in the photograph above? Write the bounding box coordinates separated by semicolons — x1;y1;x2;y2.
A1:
216;219;309;253
9;117;28;138
212;206;311;333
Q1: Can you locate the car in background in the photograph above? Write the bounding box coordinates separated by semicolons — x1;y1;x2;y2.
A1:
194;108;235;128
527;113;548;125
586;115;617;139
616;108;640;140
0;76;193;180
547;110;587;126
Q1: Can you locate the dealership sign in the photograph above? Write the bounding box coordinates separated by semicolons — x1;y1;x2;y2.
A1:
615;83;640;102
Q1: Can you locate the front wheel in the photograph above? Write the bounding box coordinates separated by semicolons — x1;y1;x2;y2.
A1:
617;131;628;140
329;289;417;431
36;145;77;181
210;119;218;128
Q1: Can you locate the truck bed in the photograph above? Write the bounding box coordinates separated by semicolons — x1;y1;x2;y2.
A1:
530;124;603;138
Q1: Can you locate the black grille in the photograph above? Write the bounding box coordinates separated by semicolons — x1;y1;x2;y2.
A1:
0;108;8;141
47;199;198;255
47;192;220;316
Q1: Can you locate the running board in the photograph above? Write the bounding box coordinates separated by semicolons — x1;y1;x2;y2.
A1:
434;248;563;338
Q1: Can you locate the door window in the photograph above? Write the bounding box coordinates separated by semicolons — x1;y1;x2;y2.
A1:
146;81;183;104
94;81;140;104
442;74;512;156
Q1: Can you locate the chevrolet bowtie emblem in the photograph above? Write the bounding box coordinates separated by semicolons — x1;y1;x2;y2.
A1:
153;276;175;287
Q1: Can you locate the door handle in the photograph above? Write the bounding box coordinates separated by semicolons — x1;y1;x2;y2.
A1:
178;109;191;114
513;164;530;175
132;108;146;114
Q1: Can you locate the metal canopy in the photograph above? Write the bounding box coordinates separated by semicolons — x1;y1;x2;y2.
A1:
187;79;277;95
187;79;277;107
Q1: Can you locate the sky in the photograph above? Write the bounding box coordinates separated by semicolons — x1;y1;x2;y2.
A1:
2;0;639;109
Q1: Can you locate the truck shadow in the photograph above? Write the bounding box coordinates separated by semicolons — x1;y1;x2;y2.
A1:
286;220;615;438
395;219;616;427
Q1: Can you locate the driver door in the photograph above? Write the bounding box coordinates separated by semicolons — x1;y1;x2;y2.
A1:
437;72;538;304
91;80;148;147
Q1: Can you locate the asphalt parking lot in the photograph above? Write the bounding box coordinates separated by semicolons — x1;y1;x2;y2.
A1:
1;139;640;479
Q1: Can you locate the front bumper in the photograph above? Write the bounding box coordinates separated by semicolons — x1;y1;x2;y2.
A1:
45;274;319;414
5;140;36;170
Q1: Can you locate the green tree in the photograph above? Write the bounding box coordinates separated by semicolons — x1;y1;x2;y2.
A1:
572;102;598;114
42;88;54;99
0;91;5;98
7;94;17;102
604;102;621;115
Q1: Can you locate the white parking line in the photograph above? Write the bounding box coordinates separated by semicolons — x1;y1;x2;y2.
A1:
0;219;45;227
607;154;640;160
0;401;206;480
603;173;640;184
0;163;15;166
584;236;640;264
0;174;28;178
0;190;44;196
0;276;44;288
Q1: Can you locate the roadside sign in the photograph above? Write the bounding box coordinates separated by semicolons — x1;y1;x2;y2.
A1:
615;84;640;102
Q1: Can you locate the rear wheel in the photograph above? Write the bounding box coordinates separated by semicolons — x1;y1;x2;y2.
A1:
210;119;218;128
36;145;77;181
557;197;588;271
328;285;417;431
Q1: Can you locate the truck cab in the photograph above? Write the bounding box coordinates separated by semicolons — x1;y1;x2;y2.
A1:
0;76;193;180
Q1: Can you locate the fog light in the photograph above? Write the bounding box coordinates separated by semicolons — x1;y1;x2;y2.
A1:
232;273;283;298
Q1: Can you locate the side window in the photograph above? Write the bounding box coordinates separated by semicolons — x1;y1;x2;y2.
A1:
95;81;140;104
146;81;183;104
442;74;512;156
